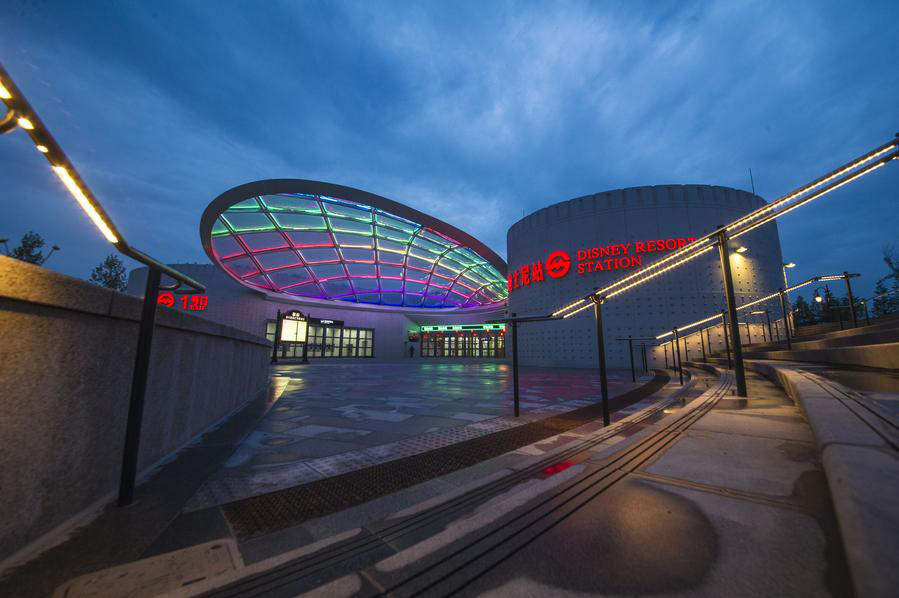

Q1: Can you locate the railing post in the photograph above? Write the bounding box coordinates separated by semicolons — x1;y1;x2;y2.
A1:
674;328;683;386
717;232;747;397
844;271;858;328
118;267;161;507
511;314;520;417
592;297;610;426
779;289;792;350
664;343;669;369
628;335;635;383
765;310;773;342
271;309;282;364
700;328;707;361
722;311;732;369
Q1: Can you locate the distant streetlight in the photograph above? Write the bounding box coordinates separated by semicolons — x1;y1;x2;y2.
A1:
40;244;60;265
782;262;796;290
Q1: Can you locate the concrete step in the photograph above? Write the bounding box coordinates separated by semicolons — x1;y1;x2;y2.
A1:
734;360;899;598
705;341;899;370
707;325;899;357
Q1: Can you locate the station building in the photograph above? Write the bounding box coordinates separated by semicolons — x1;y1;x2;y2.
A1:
507;184;785;368
127;179;510;360
127;182;785;367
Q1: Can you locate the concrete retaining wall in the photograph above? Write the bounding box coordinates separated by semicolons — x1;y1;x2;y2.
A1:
0;256;271;565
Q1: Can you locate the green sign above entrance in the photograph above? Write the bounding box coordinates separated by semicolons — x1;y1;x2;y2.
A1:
419;323;506;332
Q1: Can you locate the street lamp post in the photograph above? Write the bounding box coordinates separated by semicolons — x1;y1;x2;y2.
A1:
779;289;792;350
717;232;747;397
782;262;796;290
843;271;858;328
40;244;60;265
860;299;871;326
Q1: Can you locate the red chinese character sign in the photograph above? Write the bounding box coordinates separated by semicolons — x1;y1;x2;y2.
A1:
508;238;696;292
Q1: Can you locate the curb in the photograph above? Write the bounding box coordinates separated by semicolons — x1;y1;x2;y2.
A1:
741;360;899;598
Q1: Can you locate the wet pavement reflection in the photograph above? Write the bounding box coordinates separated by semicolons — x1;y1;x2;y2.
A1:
184;363;637;509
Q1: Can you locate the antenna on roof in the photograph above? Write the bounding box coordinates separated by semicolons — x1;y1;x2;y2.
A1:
748;168;756;195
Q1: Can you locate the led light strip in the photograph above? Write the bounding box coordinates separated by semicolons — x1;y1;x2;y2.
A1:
730;160;890;240
52;166;118;243
214;193;507;307
652;275;841;339
562;301;594;319
725;143;897;236
1;68;123;245
560;245;718;318
656;312;723;339
606;245;716;299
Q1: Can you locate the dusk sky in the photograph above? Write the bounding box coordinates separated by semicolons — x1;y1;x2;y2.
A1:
2;1;897;298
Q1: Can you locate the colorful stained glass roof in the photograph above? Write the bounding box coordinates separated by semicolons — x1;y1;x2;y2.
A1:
204;191;508;308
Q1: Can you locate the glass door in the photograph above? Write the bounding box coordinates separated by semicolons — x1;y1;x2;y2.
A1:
324;327;340;357
341;328;358;357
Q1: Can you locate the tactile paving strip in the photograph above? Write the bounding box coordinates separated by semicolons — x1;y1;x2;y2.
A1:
222;373;669;540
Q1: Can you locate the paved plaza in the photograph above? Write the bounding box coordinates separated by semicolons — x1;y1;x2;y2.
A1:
186;362;639;510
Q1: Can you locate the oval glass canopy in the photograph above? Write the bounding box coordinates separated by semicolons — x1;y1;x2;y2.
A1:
207;192;508;308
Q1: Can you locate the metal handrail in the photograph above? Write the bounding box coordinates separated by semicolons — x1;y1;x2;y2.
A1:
1;62;208;507
0;61;204;294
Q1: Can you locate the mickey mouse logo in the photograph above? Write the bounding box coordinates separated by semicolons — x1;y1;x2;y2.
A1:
546;251;571;278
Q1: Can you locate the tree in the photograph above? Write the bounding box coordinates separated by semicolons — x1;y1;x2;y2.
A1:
9;231;45;264
872;281;889;317
793;295;816;325
819;286;839;323
89;254;127;291
883;245;899;282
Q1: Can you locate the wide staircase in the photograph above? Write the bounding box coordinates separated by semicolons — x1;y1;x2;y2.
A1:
707;316;899;370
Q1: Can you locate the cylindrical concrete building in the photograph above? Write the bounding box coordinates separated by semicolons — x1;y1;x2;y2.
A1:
507;185;785;368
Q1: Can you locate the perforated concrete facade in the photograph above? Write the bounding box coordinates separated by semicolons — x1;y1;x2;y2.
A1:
507;185;785;368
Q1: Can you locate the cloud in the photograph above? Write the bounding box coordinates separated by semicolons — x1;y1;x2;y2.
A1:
1;0;897;295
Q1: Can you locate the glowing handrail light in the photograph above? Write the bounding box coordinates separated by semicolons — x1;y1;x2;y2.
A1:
656;312;722;339
652;275;840;339
0;82;10;99
725;142;897;236
52;166;118;243
550;135;897;316
730;160;890;240
606;245;716;299
17;117;34;130
562;301;594;319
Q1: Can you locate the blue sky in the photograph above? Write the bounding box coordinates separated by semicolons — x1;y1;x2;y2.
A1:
1;0;897;297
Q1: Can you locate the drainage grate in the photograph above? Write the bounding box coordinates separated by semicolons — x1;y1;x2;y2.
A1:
222;373;669;540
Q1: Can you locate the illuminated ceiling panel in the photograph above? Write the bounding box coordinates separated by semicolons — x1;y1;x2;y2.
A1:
201;182;508;308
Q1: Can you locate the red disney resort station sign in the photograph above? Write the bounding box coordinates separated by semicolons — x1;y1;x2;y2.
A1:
508;238;696;291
